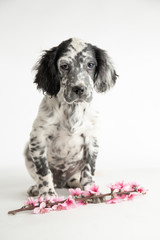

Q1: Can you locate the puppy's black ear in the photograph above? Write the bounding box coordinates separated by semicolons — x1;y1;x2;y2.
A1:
93;46;118;93
34;47;60;97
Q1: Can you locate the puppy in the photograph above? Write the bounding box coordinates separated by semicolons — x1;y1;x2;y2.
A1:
24;38;117;196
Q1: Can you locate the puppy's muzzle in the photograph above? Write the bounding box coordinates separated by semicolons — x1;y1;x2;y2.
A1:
72;85;85;97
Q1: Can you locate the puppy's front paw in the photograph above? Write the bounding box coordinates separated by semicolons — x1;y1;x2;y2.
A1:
40;189;58;197
40;188;58;197
27;185;39;196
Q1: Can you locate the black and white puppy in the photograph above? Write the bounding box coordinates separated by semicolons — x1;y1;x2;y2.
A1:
25;38;117;197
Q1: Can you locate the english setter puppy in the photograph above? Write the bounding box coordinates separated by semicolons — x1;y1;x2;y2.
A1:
25;38;117;197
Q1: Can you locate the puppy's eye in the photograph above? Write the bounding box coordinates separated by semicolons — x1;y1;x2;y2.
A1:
87;62;95;69
60;64;69;71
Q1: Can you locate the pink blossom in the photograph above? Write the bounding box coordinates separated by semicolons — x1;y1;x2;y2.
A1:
38;196;55;204
52;196;65;202
107;184;117;191
45;196;55;203
69;188;84;196
33;202;52;214
88;184;100;195
118;194;127;200
106;198;121;204
122;184;133;192
82;190;91;197
84;184;100;195
65;196;76;208
38;196;44;203
25;197;38;206
52;202;68;211
76;200;87;206
115;181;128;190
137;186;146;194
126;193;138;201
129;182;140;190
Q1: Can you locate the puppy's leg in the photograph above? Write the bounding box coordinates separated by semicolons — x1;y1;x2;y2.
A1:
81;163;95;188
80;137;106;203
80;136;99;189
24;144;39;196
27;131;57;197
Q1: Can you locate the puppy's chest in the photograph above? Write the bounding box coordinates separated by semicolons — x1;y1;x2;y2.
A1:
46;117;87;168
47;130;84;161
47;132;84;185
45;102;96;168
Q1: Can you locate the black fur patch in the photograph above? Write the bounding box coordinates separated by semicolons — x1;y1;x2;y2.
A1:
34;39;72;97
91;45;118;92
43;181;48;186
70;178;76;182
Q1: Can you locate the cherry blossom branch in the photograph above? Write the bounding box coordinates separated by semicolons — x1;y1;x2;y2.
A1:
8;200;66;215
7;190;135;215
8;181;147;215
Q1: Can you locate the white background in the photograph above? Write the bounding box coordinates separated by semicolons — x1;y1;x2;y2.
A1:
0;0;160;170
1;1;160;240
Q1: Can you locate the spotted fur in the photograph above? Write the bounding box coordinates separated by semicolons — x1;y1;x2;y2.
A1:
24;38;117;196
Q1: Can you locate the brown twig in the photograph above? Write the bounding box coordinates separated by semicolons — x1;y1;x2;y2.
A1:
75;190;136;202
8;206;34;215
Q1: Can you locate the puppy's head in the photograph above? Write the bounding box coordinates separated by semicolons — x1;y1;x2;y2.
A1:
34;38;118;103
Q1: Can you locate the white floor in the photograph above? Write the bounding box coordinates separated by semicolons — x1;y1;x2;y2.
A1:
1;166;160;240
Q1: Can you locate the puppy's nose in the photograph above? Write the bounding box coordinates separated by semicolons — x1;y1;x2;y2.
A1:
72;86;85;96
